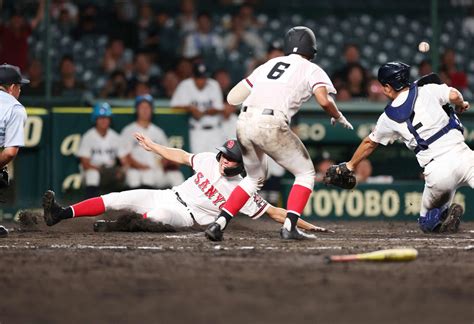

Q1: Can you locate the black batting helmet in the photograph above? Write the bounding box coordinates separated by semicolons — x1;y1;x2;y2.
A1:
284;26;318;60
377;62;411;91
216;139;244;177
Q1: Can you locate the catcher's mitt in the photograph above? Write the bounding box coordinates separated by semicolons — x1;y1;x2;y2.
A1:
323;162;356;189
0;167;9;189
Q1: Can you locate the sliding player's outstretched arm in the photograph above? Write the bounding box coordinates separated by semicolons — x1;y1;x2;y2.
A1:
134;132;192;166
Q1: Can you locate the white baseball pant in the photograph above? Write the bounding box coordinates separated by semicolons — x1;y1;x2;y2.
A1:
101;189;194;228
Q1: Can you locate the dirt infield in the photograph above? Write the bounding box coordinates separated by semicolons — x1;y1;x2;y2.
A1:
0;216;473;324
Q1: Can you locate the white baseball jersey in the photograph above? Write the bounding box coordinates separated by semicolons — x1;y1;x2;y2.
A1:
0;91;27;147
170;78;224;129
369;84;466;167
174;152;269;225
76;128;121;167
120;122;169;168
242;54;336;121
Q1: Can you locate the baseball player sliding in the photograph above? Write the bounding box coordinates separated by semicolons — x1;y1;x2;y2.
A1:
324;62;472;234
205;26;353;241
43;134;329;233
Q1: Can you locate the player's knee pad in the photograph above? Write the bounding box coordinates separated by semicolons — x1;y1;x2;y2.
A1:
239;175;265;195
418;208;446;233
294;169;316;190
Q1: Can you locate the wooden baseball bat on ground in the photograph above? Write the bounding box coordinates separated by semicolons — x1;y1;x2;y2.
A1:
325;248;418;263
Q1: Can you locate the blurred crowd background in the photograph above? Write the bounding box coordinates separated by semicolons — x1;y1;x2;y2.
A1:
1;0;473;103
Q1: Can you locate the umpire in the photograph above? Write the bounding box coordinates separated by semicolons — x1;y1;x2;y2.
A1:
0;64;29;237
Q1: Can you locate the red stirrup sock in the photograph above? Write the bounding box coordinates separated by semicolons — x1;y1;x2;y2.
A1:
221;186;251;216
287;184;312;216
71;197;106;218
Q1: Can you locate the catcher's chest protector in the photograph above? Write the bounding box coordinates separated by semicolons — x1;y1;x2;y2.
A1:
384;78;463;154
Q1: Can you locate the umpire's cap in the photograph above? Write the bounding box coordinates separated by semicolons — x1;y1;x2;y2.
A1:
216;139;244;177
284;26;318;60
377;62;411;91
0;63;29;85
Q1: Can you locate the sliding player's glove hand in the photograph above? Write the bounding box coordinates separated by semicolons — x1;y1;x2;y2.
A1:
323;162;356;189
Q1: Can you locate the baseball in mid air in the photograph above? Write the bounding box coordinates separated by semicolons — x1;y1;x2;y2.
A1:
418;41;430;53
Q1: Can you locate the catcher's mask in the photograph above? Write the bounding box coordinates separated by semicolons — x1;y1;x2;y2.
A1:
377;61;411;91
216;139;244;177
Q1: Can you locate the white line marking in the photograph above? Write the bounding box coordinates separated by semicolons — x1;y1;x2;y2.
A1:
0;242;472;251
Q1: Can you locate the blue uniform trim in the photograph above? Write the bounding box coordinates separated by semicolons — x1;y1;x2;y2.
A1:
384;84;418;123
384;82;464;155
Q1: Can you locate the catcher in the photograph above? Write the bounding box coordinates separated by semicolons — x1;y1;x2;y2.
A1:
324;62;472;233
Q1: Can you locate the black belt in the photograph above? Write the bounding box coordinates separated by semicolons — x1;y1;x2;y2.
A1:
174;191;196;222
242;106;274;115
190;125;214;130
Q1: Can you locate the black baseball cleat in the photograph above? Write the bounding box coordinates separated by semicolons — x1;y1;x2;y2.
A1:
0;225;8;237
42;190;65;226
280;226;316;240
439;203;464;233
205;223;223;241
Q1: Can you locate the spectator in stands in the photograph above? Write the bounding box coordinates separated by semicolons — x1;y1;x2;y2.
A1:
99;70;128;99
120;94;184;189
355;159;373;183
314;157;335;182
51;0;78;24
0;1;45;71
108;3;138;50
355;159;393;184
441;48;468;90
72;4;101;40
53;55;86;97
247;40;284;75
137;2;159;54
332;43;368;90
177;0;197;35
128;53;161;97
161;70;180;99
336;86;352;102
171;62;225;153
345;63;368;99
223;13;265;61
182;12;224;62
23;59;45;97
132;81;152;98
238;3;261;31
101;38;133;75
367;78;385;102
418;59;432;77
175;57;194;81
77;103;124;198
55;7;77;35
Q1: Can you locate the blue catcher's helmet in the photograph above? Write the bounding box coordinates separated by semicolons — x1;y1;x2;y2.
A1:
377;62;411;91
91;102;112;123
